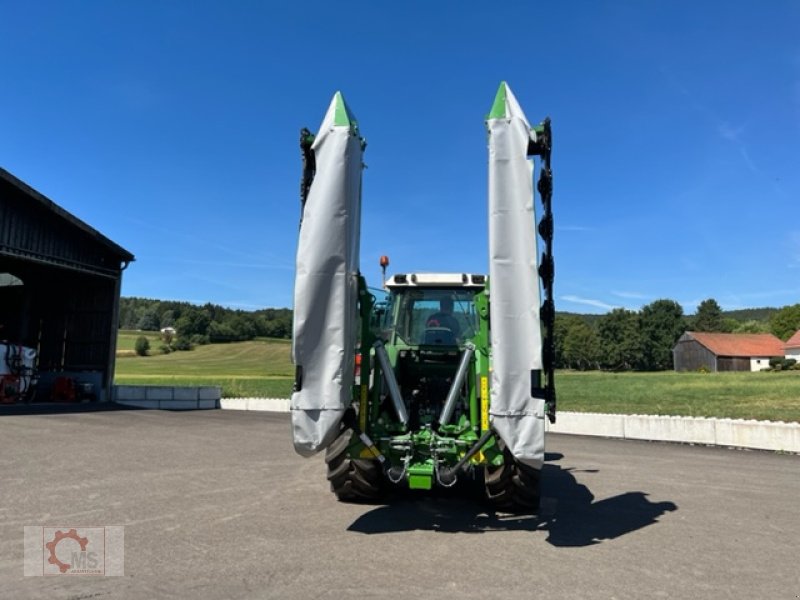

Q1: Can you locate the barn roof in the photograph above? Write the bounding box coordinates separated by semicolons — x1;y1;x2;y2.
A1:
684;332;785;357
0;166;134;262
785;330;800;349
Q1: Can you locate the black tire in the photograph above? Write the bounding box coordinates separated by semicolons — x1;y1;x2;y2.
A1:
325;427;385;503
484;440;541;512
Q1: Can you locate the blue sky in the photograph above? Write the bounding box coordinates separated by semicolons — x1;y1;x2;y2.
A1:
1;1;798;314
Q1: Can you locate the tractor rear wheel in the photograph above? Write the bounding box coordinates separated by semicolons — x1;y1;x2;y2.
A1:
325;427;385;503
484;441;541;512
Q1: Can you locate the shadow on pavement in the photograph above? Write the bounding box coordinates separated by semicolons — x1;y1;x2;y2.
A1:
347;453;677;546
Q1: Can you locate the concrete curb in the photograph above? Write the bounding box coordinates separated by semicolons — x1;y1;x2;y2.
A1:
220;398;290;412
217;398;800;453
546;411;800;453
113;385;221;410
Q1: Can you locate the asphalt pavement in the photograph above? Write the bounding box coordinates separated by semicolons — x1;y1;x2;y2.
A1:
1;408;798;599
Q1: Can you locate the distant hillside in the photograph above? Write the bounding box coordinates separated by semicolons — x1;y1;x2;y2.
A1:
556;311;603;326
557;307;778;324
120;296;782;343
119;297;292;342
721;307;778;322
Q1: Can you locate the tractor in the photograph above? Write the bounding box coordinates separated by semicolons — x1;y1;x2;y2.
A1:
290;83;554;511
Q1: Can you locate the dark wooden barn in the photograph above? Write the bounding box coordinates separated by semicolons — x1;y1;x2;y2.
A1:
673;331;785;373
0;167;134;403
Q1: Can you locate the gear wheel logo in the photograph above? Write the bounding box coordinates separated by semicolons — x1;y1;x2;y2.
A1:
45;529;89;574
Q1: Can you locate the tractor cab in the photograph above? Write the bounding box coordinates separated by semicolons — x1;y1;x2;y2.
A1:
380;273;486;349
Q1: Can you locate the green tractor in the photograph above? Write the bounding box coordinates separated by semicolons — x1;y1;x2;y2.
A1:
291;83;555;512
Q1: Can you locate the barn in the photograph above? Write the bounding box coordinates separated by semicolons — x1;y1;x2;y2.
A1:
0;167;134;404
673;331;785;372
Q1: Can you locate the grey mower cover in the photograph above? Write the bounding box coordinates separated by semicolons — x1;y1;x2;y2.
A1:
487;82;546;469
291;92;363;456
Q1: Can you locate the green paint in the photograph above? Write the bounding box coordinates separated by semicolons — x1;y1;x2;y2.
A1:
352;272;509;491
407;460;434;490
333;91;359;130
487;81;508;120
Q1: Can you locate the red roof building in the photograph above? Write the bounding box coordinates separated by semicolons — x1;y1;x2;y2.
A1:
785;330;800;350
785;330;800;361
673;331;786;372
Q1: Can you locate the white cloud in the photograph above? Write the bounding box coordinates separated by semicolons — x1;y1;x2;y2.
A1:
560;295;620;311
611;290;648;300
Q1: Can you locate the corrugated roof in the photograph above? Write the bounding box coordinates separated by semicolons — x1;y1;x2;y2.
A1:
785;330;800;349
685;332;785;357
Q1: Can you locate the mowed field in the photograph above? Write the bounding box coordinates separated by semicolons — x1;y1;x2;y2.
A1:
114;331;800;422
115;331;294;398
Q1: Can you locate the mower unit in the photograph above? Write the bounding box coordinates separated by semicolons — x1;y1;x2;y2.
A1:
289;83;555;511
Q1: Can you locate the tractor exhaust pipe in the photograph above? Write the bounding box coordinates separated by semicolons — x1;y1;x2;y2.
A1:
437;343;475;427
374;341;409;426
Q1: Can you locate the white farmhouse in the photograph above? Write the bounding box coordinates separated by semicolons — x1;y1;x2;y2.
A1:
785;330;800;362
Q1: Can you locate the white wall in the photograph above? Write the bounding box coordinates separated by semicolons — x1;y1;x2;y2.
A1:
750;357;771;371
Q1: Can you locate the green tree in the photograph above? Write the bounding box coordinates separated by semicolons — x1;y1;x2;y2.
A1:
553;314;582;368
160;309;175;328
175;308;211;338
134;336;150;356
208;321;236;342
255;309;293;339
639;299;685;370
562;319;601;370
136;310;160;331
721;317;740;333
769;304;800;341
597;308;642;370
693;298;724;332
733;319;769;334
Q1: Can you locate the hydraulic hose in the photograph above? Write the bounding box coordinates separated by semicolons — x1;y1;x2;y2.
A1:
437;343;475;427
373;341;409;426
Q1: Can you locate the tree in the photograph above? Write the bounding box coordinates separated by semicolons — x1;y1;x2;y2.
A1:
553;314;584;368
160;309;175;328
136;310;160;331
561;319;601;370
769;303;800;341
639;299;685;370
134;336;150;356
208;321;236;343
175;308;211;338
693;298;724;332
597;308;642;370
733;319;769;334
255;309;293;339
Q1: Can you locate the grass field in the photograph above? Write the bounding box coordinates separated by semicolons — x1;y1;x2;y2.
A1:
557;370;800;422
114;332;800;421
116;330;163;353
115;331;294;397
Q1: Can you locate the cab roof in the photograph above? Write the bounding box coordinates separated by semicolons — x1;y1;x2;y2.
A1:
385;273;486;289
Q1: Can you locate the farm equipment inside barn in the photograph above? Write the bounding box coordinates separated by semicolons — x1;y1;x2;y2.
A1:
0;342;37;404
